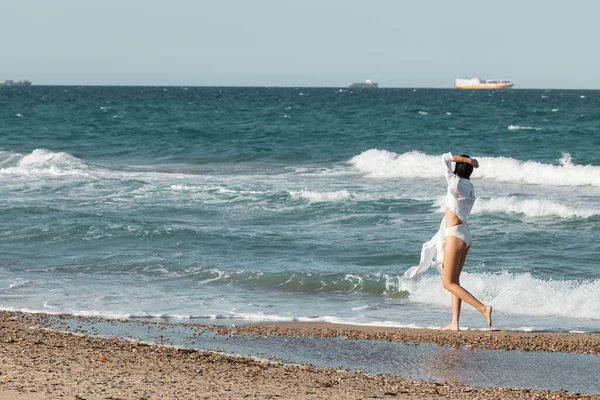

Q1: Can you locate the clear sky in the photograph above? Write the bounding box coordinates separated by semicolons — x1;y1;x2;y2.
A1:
1;0;599;88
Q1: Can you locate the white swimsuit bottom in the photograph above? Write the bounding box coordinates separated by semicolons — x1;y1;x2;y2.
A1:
444;223;472;247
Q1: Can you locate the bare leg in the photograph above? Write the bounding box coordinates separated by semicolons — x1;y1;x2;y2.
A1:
441;245;468;331
441;236;492;329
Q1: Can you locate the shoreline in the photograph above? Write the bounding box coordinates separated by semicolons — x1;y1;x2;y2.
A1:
2;311;600;399
5;309;600;353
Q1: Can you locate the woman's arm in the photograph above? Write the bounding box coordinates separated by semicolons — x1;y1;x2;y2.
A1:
442;152;455;182
442;152;479;183
452;155;479;168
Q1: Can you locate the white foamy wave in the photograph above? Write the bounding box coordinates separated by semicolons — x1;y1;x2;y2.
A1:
0;307;434;329
289;189;351;202
8;280;32;290
349;150;441;179
128;312;292;322
473;197;600;219
0;307;134;319
477;153;600;187
507;125;543;131
400;272;600;320
0;149;89;177
351;304;374;311
197;268;231;284
32;310;225;320
121;312;198;319
170;184;197;191
0;150;22;167
229;312;295;322
558;152;572;167
349;150;600;187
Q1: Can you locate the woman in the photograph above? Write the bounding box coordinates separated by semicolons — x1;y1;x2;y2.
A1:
404;152;492;331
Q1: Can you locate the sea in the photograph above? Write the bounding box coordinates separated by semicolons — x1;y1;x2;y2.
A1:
1;86;599;333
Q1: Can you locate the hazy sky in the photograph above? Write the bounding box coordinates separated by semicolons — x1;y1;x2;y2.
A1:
1;0;599;88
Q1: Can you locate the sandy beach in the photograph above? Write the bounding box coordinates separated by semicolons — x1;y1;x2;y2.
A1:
2;311;600;399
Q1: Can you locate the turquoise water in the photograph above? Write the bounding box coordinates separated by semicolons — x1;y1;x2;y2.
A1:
1;86;599;331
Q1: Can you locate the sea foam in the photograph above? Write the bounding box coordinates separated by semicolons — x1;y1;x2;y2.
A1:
4;271;598;323
473;197;600;219
349;150;441;179
400;272;600;320
117;266;600;321
289;189;351;202
507;125;543;131
0;149;89;177
431;195;599;219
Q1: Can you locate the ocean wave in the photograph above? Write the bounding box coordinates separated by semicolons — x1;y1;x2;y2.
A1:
3;270;598;323
192;269;409;298
0;149;90;177
349;150;441;179
477;152;600;187
473;197;600;218
0;148;210;182
349;149;600;187
431;195;600;219
472;197;600;219
0;308;221;320
183;268;600;320
228;312;296;322
401;272;600;320
0;307;432;329
169;184;262;196
7;280;33;290
289;189;351;202
507;125;543;131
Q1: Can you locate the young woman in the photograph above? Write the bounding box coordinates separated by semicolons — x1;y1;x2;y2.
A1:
404;152;492;331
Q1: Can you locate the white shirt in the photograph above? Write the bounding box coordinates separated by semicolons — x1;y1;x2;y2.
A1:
442;152;475;226
404;152;476;279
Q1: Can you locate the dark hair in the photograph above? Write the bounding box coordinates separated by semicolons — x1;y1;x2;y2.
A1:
454;154;473;179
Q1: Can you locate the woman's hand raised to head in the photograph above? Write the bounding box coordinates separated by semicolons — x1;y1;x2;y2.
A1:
470;158;479;168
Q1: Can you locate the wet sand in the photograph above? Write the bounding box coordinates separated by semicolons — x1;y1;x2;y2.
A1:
1;311;599;399
215;321;600;354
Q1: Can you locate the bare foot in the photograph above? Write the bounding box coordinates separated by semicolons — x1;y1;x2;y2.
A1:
441;323;460;332
482;305;493;328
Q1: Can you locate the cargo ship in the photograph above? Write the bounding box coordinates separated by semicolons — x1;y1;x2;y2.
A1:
455;78;513;90
0;79;32;86
349;79;379;88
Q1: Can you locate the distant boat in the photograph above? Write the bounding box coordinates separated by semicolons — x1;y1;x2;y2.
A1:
349;80;379;88
455;78;513;90
0;79;32;86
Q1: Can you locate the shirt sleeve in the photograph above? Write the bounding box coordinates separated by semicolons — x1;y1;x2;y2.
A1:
442;152;454;183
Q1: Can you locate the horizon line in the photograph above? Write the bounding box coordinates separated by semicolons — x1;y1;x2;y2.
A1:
3;84;600;90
